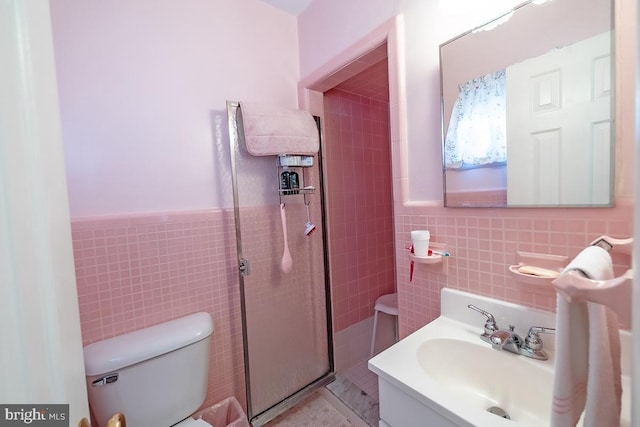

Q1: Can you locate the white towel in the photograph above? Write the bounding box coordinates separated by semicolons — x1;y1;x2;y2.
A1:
551;246;622;427
239;102;319;156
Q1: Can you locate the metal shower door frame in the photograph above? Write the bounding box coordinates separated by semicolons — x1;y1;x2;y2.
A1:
226;100;334;426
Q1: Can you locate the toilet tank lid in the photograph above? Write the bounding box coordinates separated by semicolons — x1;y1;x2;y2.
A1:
83;312;213;376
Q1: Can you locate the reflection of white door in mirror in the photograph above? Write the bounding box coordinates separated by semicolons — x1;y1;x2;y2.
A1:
440;0;614;208
506;32;613;206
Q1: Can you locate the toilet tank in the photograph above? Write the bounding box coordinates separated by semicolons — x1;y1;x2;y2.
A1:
83;312;213;427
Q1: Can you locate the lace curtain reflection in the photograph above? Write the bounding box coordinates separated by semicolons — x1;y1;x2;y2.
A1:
444;69;507;169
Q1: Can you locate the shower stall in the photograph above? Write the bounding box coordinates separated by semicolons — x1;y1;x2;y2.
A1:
226;101;334;426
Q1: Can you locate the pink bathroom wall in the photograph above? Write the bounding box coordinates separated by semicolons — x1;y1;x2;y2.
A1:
299;0;636;340
50;0;303;413
55;0;638;419
306;30;633;338
323;88;395;332
71;210;246;410
49;0;301;217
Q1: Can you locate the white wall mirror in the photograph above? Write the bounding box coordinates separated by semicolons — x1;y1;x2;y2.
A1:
440;0;614;208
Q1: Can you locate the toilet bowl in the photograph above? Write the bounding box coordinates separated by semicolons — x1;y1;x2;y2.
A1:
83;312;215;427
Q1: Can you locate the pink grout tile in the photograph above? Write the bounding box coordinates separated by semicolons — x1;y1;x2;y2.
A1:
72;210;246;411
324;84;395;334
396;203;633;337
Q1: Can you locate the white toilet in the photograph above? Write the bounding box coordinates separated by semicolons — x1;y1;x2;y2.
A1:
83;312;215;427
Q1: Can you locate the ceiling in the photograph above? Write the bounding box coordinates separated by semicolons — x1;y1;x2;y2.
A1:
260;0;313;16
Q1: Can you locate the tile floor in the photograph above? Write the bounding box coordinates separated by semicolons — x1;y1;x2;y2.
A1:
264;388;368;427
341;358;379;401
264;357;380;427
263;392;352;427
326;374;378;426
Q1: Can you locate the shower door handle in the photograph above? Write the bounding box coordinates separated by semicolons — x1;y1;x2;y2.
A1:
239;258;250;276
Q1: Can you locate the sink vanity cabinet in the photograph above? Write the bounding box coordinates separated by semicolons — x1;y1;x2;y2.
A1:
368;288;632;427
378;378;463;427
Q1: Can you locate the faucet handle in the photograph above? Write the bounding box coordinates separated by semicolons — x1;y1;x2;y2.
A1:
525;326;555;348
521;326;556;360
467;304;499;338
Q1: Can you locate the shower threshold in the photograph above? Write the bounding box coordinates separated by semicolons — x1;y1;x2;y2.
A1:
250;373;335;427
326;374;379;426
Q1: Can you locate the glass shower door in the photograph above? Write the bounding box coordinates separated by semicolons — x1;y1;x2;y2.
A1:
227;102;333;425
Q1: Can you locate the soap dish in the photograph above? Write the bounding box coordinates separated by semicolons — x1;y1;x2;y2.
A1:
508;251;568;290
508;264;560;286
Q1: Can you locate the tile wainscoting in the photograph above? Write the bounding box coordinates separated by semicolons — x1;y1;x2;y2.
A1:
395;202;634;336
71;209;245;409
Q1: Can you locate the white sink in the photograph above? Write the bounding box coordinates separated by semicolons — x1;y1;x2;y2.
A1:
369;289;632;427
417;337;553;426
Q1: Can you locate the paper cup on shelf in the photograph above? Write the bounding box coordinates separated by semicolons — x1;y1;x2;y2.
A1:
411;230;430;257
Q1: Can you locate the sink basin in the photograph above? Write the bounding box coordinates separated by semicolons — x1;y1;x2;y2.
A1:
368;288;632;427
417;338;553;426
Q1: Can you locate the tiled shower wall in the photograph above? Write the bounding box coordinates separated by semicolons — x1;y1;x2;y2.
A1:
71;210;246;410
323;88;396;332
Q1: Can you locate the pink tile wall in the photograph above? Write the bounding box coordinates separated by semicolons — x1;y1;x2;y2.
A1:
396;203;634;336
72;210;246;411
323;88;396;332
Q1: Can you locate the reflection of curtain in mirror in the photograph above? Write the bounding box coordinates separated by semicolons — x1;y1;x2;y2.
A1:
444;69;506;169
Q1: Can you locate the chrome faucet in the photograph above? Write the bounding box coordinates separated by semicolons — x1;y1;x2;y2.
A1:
468;304;555;360
489;325;523;354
